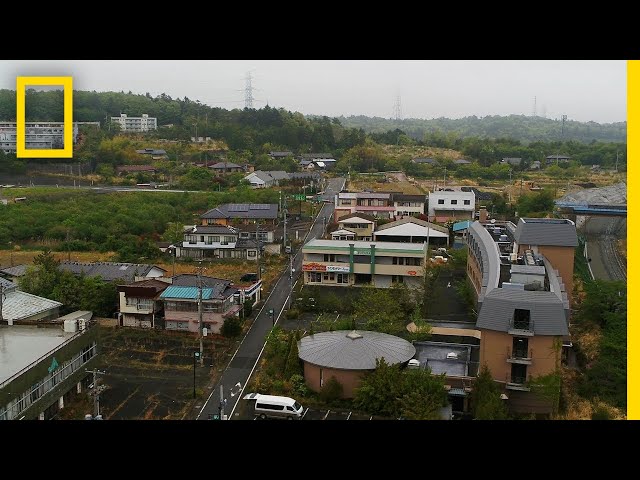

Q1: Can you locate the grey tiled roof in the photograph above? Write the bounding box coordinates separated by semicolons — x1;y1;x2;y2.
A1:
201;203;279;220
0;265;28;277
394;194;426;202
209;162;242;169
514;218;578;247
298;330;415;370
59;262;165;283
412;158;438;164
0;277;17;291
1;290;62;322
476;288;569;336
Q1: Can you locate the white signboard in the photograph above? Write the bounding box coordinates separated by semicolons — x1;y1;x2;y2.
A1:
326;265;350;273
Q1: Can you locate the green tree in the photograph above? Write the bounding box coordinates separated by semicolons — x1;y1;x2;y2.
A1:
353;285;407;334
319;376;344;403
221;317;242;337
18;249;60;298
470;364;509;420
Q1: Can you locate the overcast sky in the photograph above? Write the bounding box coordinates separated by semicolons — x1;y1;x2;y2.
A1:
0;60;627;123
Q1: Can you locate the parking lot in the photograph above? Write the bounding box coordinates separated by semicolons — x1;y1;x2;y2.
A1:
251;407;392;421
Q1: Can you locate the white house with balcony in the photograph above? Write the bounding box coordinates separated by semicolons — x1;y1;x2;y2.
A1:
428;189;476;222
176;225;259;260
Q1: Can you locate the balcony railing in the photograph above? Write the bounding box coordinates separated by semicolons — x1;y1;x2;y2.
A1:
506;375;531;391
507;347;533;364
508;318;535;336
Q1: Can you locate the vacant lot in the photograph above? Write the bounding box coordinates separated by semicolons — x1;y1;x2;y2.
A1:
82;326;241;420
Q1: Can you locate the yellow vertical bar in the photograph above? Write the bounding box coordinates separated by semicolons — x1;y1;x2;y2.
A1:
64;77;73;155
628;60;637;420
16;77;26;155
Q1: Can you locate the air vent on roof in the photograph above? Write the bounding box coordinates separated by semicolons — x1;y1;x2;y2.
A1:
346;331;363;340
119;266;128;270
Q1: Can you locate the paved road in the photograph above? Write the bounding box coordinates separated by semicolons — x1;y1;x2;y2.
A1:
195;177;345;420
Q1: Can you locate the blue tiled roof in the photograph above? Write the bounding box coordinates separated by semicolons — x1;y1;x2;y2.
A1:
160;286;214;300
453;220;471;232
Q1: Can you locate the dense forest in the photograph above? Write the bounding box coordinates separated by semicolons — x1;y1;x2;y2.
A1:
337;114;626;144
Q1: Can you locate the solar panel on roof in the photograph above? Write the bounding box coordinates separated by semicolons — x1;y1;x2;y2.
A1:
250;204;271;210
228;204;249;212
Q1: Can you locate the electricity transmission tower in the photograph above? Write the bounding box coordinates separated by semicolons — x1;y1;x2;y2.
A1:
393;95;402;121
244;72;255;109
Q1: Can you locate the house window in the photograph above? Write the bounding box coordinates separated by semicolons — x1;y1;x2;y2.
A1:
392;275;404;284
437;199;445;205
464;200;471;205
248;250;256;257
308;272;322;283
337;273;349;284
323;272;335;281
451;200;458;205
224;236;235;243
513;309;531;330
324;254;336;262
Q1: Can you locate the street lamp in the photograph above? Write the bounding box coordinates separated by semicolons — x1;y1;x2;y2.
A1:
193;351;200;398
269;308;275;326
215;382;243;420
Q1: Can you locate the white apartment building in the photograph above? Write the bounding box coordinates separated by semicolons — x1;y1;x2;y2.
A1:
0;122;79;154
110;114;157;132
428;189;476;222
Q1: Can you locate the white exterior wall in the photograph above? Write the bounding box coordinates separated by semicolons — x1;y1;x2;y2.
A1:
428;191;476;218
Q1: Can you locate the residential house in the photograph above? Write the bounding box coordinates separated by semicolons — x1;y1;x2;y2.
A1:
160;274;241;334
411;158;438;165
373;217;449;246
0;278;62;325
393;194;426;217
116;279;170;328
334;191;395;220
59;262;166;283
208;162;245;174
546;154;571;164
269;151;294;159
501;158;522;167
135;148;168;160
0;264;28;283
200;203;279;227
176;225;259;261
302;239;427;289
116;165;157;176
466;218;576;414
244;170;290;188
453;159;471;165
333;213;376;241
309;159;337;170
428;189;475;222
300;153;333;161
530;160;542;170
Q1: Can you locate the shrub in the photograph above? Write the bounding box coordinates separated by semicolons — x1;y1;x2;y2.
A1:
286;308;300;320
591;405;612;420
221;317;242;338
319;376;343;403
289;374;310;397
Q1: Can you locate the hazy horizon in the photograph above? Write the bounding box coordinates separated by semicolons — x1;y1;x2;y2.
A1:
0;60;627;123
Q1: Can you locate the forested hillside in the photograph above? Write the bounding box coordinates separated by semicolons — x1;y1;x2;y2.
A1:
337;114;626;144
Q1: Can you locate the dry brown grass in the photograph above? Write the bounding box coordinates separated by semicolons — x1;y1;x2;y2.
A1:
617;239;627;263
0;249;116;269
380;144;464;161
349;178;424;195
557;368;626;420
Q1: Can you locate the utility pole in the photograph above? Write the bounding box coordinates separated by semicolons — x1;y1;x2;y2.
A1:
0;283;5;323
443;167;447;188
197;261;204;366
256;221;262;281
283;205;287;252
288;253;294;309
86;368;106;418
616;151;619;173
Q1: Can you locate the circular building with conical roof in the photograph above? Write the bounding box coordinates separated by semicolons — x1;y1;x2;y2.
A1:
298;330;416;398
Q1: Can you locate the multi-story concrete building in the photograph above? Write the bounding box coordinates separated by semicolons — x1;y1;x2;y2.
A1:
331;214;376;241
302;239;427;288
0;122;79;153
466;218;577;414
0;316;99;420
428;189;476;222
110;114;157;132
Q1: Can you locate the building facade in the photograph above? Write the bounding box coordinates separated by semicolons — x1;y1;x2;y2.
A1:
0;319;99;420
466;219;575;414
116;279;170;328
0;122;79;153
334;192;396;220
393;194;426;217
110;114;157;132
428;190;475;222
176;225;259;261
302;239;427;289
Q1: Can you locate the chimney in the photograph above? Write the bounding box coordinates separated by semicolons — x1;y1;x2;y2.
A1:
479;208;488;223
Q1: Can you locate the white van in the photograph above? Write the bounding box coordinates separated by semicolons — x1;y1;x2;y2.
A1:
244;393;304;420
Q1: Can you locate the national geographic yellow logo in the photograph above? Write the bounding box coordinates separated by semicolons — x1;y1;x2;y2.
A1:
15;76;73;158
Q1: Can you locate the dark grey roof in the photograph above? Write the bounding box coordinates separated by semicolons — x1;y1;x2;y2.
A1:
470;187;493;201
546;155;571;160
236;238;259;249
511;265;546;275
300;153;332;160
453;159;471;164
136;148;167;156
476;288;569;336
170;274;233;299
0;277;17;291
209;162;242;169
188;225;237;235
249;171;290;183
0;264;28;277
298;330;415;370
502;157;522;165
269;151;294;157
412;157;438;164
201;203;279;220
514;218;578;247
289;172;321;180
394;194;426;202
59;262;166;283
